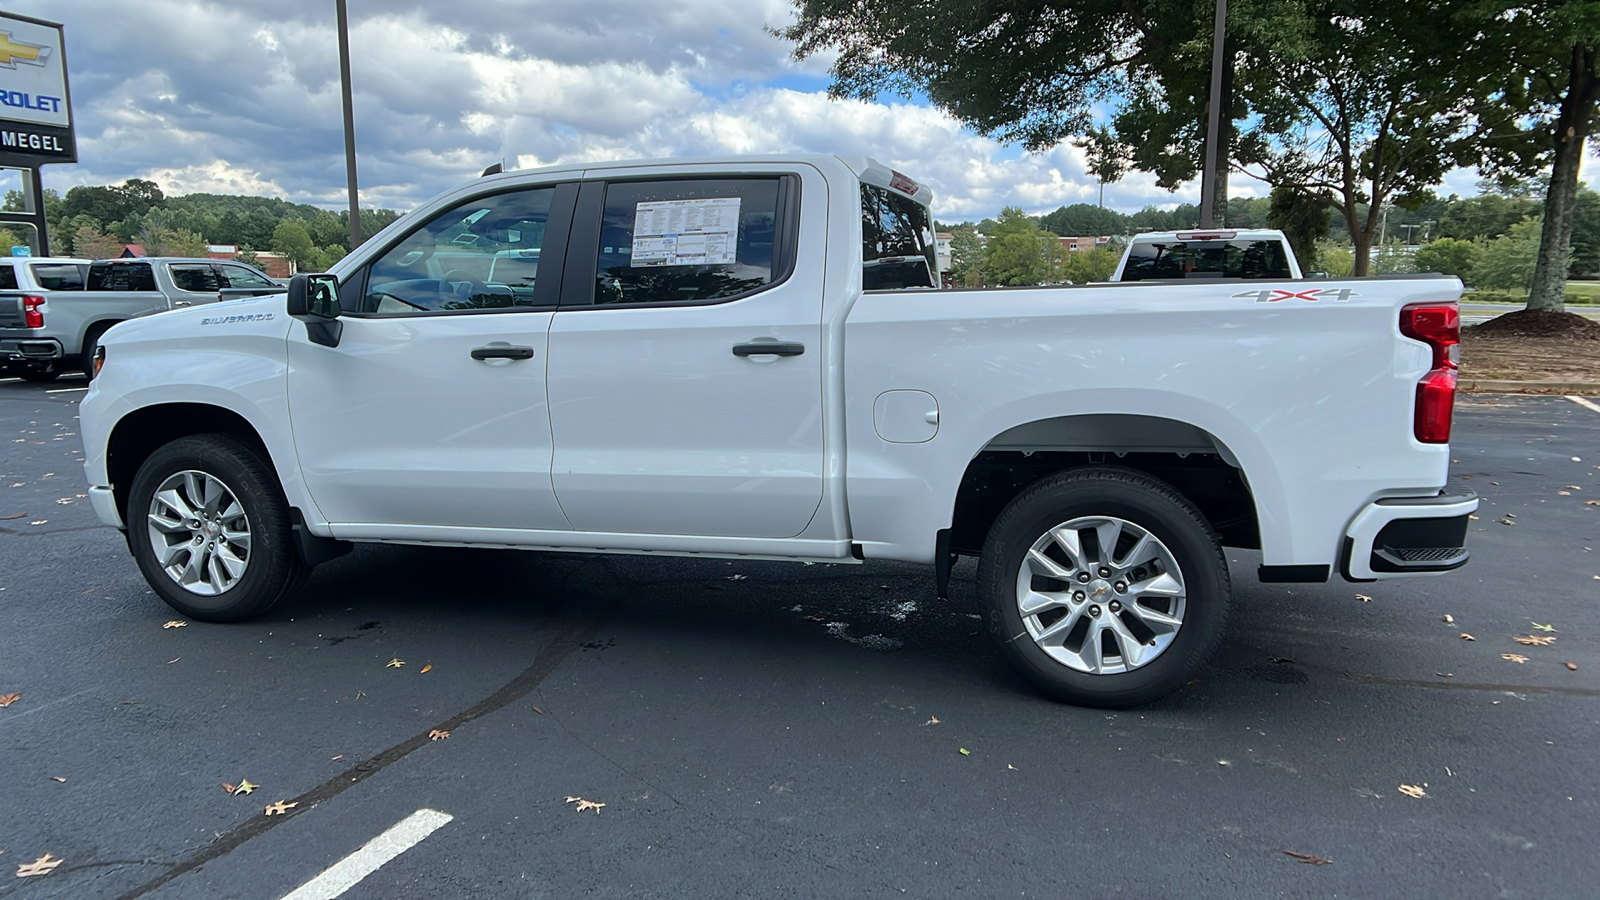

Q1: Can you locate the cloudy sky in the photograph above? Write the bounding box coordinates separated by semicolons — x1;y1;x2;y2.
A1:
7;0;1597;222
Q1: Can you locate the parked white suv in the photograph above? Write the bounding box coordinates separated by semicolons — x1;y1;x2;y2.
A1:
1111;229;1303;281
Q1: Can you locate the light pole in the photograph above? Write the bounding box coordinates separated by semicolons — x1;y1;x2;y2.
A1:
1198;0;1226;228
336;0;361;249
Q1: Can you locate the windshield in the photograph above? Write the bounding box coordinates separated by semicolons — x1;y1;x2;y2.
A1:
1120;239;1290;280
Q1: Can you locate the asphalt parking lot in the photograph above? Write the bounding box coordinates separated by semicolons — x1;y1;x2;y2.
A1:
1;376;1596;899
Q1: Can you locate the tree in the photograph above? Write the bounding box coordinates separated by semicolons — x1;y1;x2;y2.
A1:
1063;245;1120;283
1502;3;1600;311
947;225;985;287
271;220;317;270
1473;218;1543;291
981;207;1067;286
1041;204;1125;238
1412;238;1481;281
60;179;164;227
1437;194;1541;242
72;222;125;261
1267;186;1328;272
1232;1;1526;275
1571;186;1600;276
1074;124;1128;209
308;211;348;251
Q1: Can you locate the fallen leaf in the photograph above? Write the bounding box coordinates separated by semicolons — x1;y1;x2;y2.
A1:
419;664;433;674
386;658;404;668
1501;654;1529;664
1587;500;1600;506
0;512;25;520
565;796;605;814
232;779;257;795
1283;850;1331;865
726;574;747;581
1559;491;1572;496
330;754;344;761
167;658;180;664
958;747;971;756
1566;662;1578;671
924;716;940;726
0;692;19;707
29;520;46;526
1398;784;1427;799
1469;514;1479;520
1007;764;1018;771
1459;633;1476;641
532;706;545;715
50;776;65;783
15;853;63;877
263;800;298;816
1530;622;1557;632
1497;518;1514;526
429;729;450;741
1436;672;1454;678
162;620;187;629
1512;635;1556;646
1355;594;1372;602
1568;485;1583;490
1442;614;1454;624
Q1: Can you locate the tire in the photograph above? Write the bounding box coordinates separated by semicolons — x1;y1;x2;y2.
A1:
976;466;1230;708
126;434;309;622
18;362;60;383
80;324;114;379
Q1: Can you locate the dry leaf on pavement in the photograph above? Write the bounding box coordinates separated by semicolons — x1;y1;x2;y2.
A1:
1587;500;1600;506
385;658;404;668
50;776;65;783
428;729;450;741
15;853;63;877
1398;784;1427;799
0;512;26;520
1530;622;1557;632
1442;614;1454;624
1512;635;1556;646
1501;654;1529;664
565;796;605;813
958;747;971;756
1283;850;1331;865
0;692;20;707
162;620;187;629
1355;594;1372;602
263;800;298;816
1566;662;1579;671
923;716;940;726
230;779;258;795
419;664;432;674
1459;633;1476;641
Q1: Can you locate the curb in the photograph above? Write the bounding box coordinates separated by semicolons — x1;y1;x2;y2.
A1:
1459;379;1600;394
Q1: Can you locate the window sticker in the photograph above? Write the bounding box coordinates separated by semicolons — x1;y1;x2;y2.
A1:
630;197;741;267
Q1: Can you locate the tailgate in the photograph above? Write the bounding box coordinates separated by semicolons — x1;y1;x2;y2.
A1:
0;293;28;328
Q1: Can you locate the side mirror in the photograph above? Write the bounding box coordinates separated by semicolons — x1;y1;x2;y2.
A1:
286;273;341;318
286;273;343;348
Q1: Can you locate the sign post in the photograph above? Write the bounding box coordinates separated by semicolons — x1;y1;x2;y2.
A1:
0;12;75;256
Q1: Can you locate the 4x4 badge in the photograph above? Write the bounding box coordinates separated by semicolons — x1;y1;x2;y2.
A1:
1234;287;1361;303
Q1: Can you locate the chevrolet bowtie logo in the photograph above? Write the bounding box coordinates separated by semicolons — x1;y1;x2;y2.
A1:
0;31;49;69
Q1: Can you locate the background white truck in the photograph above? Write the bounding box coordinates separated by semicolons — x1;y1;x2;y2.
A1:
1111;228;1304;281
78;155;1475;707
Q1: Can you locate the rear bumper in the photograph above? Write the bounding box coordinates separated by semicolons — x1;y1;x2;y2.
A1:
0;337;64;360
1342;488;1478;581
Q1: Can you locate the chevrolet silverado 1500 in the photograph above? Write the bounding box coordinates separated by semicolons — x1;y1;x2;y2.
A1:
78;155;1476;707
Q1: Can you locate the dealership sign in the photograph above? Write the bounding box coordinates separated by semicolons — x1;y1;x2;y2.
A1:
0;12;74;167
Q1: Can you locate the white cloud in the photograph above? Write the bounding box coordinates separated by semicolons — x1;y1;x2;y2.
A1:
11;0;1592;225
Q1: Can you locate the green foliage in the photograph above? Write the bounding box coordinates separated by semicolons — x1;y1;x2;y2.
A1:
1473;218;1543;291
1411;238;1480;279
1268;187;1328;272
271;220;317;270
947;225;985;287
1438;194;1541;242
1571;187;1600;277
1040;204;1125;237
1371;244;1416;276
981;207;1068;286
1063;245;1120;283
60;179;165;228
1315;240;1354;277
72;222;124;260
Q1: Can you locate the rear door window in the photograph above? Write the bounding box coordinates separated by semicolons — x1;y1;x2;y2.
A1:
0;263;15;290
87;262;159;291
588;178;785;306
30;263;87;290
1120;239;1291;280
215;264;277;288
168;264;222;293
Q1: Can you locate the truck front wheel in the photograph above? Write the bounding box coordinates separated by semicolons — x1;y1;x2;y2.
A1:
126;434;308;622
976;467;1230;708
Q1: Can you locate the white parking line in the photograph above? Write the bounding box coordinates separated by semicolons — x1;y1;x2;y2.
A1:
44;386;87;394
1567;395;1600;415
280;808;453;900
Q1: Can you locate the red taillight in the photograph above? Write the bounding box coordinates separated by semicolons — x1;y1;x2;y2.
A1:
22;294;44;328
1400;303;1459;444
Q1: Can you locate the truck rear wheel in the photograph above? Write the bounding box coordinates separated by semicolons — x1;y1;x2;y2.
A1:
976;467;1229;708
127;434;308;622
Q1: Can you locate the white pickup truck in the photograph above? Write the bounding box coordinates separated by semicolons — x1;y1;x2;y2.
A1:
79;155;1476;707
1111;228;1304;281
